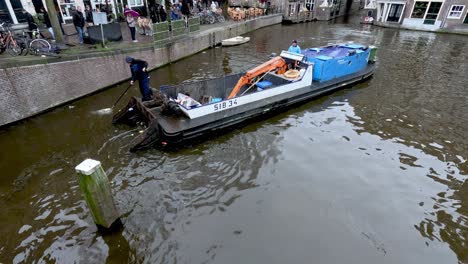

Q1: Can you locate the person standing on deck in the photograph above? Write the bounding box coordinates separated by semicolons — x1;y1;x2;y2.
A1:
126;56;153;101
288;40;301;54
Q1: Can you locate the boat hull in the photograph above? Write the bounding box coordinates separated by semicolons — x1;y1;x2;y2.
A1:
116;64;375;151
221;37;250;46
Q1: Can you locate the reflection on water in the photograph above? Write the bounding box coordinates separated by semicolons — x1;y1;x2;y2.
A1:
0;19;467;263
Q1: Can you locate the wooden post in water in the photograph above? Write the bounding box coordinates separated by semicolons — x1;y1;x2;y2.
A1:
75;159;120;230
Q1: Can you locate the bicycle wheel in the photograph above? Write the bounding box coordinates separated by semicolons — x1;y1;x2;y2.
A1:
16;37;29;56
6;40;22;56
0;34;7;54
29;39;51;55
217;15;225;23
208;15;215;24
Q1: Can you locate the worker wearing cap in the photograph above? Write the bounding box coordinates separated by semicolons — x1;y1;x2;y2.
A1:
126;56;152;101
288;40;301;54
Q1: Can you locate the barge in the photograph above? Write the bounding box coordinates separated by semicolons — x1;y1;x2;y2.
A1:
113;43;377;151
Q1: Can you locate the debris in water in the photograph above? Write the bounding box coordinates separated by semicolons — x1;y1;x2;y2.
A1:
92;108;113;115
49;168;64;176
68;105;75;109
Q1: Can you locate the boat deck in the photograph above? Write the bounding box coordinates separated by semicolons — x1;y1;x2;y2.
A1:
131;64;375;141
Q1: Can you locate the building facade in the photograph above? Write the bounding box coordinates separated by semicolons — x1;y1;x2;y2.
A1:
315;0;361;20
375;0;406;23
282;0;361;22
375;0;468;32
0;0;124;25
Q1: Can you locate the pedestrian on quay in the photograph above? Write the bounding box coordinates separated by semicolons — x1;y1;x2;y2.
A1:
126;13;137;42
288;40;301;54
150;4;159;23
57;10;65;35
125;56;153;101
22;9;37;39
181;0;190;25
159;5;167;22
181;0;190;17
171;4;181;20
72;6;86;44
85;5;94;26
188;0;194;13
40;7;54;40
210;1;217;12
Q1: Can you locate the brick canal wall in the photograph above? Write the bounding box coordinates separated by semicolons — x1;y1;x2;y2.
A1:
0;14;282;127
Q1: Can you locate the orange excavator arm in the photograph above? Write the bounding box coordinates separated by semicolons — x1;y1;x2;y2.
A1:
227;56;288;99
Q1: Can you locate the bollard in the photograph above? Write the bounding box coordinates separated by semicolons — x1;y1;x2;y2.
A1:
75;159;120;229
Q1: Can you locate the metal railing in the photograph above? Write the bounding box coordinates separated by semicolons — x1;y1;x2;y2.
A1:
152;7;280;45
153;16;201;44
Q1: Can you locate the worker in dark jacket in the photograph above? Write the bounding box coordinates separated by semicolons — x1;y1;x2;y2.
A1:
22;9;37;38
72;6;85;44
126;56;153;101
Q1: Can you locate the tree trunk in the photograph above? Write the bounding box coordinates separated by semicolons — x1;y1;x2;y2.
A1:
221;0;228;19
164;0;172;22
44;0;64;43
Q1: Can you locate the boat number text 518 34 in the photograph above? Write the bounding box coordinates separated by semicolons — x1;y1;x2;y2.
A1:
213;99;238;111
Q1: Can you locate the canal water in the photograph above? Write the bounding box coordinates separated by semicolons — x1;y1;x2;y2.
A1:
0;17;467;264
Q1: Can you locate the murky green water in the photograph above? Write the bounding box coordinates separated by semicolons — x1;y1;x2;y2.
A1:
0;17;467;264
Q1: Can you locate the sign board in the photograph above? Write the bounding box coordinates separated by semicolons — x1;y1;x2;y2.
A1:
92;12;108;25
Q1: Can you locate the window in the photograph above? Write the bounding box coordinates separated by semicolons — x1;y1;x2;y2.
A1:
305;0;315;11
411;1;428;18
387;4;404;22
465;13;468;23
288;3;295;15
129;0;143;7
424;2;441;24
411;1;442;24
448;5;465;19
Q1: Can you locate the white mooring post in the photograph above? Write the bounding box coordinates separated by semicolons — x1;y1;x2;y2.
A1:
75;159;120;229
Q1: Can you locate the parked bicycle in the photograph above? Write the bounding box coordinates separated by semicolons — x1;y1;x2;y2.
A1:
25;28;52;56
197;8;225;24
198;9;215;24
0;22;22;56
212;8;225;23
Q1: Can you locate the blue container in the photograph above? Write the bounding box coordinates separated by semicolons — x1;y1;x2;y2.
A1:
211;97;222;103
306;45;370;82
256;81;273;89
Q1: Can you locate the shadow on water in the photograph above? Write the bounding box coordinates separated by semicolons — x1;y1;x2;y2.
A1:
0;17;467;264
